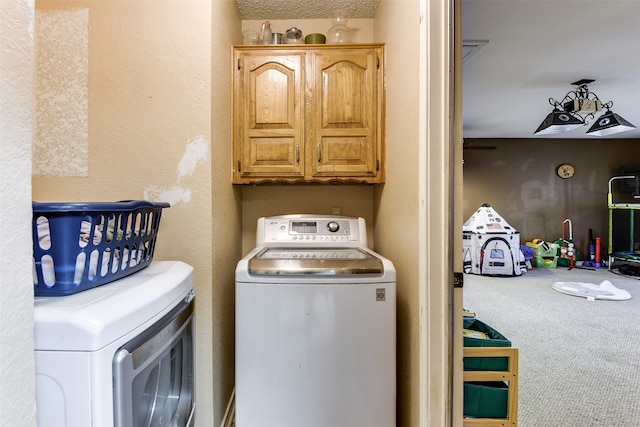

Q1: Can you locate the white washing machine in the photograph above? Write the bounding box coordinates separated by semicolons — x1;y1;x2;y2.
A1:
34;261;196;427
235;215;396;427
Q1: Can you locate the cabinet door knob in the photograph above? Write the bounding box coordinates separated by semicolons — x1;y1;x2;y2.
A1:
295;144;300;166
317;143;322;166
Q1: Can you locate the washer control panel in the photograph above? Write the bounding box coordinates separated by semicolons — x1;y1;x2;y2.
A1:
257;215;366;246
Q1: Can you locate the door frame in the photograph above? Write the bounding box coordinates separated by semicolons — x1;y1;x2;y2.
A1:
418;0;463;425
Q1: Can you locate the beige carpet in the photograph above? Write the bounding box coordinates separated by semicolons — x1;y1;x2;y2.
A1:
464;266;640;427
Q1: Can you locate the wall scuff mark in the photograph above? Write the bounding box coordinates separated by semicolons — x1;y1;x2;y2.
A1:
145;134;209;206
178;135;208;179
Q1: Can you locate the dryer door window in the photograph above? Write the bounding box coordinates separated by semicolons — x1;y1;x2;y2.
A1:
113;294;196;427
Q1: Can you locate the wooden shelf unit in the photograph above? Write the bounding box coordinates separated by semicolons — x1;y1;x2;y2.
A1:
463;346;519;427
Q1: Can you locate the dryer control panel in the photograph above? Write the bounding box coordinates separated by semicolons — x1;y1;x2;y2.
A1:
257;215;367;247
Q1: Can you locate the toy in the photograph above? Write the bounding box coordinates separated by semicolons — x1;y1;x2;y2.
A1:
559;218;576;269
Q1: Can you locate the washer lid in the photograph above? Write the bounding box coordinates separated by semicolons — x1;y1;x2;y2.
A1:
34;261;194;352
248;247;384;275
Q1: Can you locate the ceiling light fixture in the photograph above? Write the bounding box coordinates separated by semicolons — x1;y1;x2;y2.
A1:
534;79;636;136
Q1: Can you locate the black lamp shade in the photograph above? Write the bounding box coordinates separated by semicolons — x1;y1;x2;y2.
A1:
534;109;584;135
586;110;637;136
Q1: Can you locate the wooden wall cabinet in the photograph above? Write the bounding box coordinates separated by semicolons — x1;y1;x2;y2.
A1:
232;44;385;184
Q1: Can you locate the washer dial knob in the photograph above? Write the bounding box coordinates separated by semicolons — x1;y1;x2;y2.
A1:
327;221;340;232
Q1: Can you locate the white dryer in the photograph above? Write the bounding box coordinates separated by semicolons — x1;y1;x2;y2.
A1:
235;215;396;427
34;261;196;427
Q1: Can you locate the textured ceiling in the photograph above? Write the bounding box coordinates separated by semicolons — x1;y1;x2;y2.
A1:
236;0;380;20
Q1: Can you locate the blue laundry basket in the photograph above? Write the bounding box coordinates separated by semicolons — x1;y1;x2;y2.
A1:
32;200;170;296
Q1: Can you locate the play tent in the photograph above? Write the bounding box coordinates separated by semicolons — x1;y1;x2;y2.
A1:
463;203;526;276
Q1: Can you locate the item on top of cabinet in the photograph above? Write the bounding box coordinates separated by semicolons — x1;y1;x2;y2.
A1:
305;33;326;44
284;27;304;44
242;30;259;45
272;32;283;44
259;21;272;45
326;17;352;44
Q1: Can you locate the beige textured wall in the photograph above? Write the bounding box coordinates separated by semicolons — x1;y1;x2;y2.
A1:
463;138;640;256
211;1;243;425
241;186;375;254
373;1;421;426
1;1;37;426
31;1;240;425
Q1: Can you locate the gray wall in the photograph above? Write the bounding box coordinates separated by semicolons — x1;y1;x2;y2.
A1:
463;138;640;259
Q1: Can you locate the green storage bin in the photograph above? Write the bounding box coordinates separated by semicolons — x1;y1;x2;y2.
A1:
526;241;559;268
463;319;511;371
463;381;509;418
532;254;558;268
526;241;558;257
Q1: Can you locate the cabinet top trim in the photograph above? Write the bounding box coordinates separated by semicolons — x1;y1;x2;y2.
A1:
233;43;385;51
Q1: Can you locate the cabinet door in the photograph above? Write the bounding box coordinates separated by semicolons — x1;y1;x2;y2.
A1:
309;48;382;180
234;52;304;182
